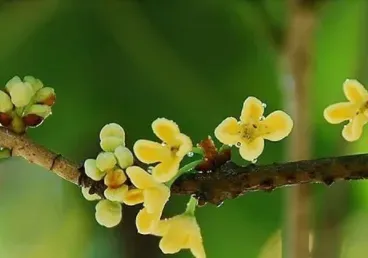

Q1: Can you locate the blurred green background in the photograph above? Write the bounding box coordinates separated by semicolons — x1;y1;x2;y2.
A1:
1;0;368;257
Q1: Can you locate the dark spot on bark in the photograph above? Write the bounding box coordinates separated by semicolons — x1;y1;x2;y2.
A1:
323;177;334;186
285;174;296;183
260;178;274;191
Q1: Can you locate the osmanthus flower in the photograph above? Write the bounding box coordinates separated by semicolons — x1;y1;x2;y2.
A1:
214;96;293;161
126;166;170;234
134;118;193;182
324;79;368;141
104;168;129;202
153;197;206;258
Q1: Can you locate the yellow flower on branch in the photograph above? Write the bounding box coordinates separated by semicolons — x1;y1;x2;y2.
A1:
324;79;368;141
153;214;205;258
126;166;170;234
215;96;293;161
133;118;192;182
104;168;129;202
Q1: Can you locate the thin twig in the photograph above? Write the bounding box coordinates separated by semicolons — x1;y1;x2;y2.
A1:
1;126;368;206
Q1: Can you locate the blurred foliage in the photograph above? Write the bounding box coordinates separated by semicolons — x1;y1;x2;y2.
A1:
0;0;367;257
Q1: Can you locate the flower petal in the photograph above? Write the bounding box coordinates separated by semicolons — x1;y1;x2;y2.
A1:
214;117;241;145
342;114;367;142
152;159;180;183
136;208;160;235
96;152;117;171
134;139;171;164
84;159;106;181
240;96;264;123
100;136;125;152
343;79;368;104
324;102;357;124
123;189;144;206
144;185;170;214
126;166;157;189
100;123;125;141
175;133;193;157
159;227;188;254
239;137;264;161
190;237;206;258
260;111;293;141
152;118;180;145
0;91;13;113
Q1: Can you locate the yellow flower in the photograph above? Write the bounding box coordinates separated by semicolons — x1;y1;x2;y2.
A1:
215;96;293;161
104;168;129;202
122;189;145;206
114;146;134;169
324;79;368;141
126;166;170;234
134;118;192;182
95;200;122;228
153;214;206;258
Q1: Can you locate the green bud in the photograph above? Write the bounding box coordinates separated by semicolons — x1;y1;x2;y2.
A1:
84;159;106;181
24;76;44;92
24;104;52;118
100;136;125;152
34;87;55;106
100;123;125;141
0;91;13;113
114;146;134;169
11;115;25;134
5;76;34;107
96;152;117;171
95;200;122;228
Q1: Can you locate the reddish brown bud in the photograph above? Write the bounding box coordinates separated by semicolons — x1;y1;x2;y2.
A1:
40;94;56;106
0;112;12;127
22;114;43;127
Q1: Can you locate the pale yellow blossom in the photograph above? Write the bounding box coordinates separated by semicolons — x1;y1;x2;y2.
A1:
134;118;192;182
84;159;105;181
96;152;116;171
324;79;368;141
99;123;125;151
5;76;34;107
126;166;170;234
153;214;205;258
114;146;134;169
104;168;128;202
215;96;293;161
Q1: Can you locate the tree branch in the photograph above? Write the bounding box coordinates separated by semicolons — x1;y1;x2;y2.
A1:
1;126;368;205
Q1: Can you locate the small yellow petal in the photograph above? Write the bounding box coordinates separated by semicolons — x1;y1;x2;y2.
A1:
23;104;52;118
240;96;264;123
24;76;43;92
104;185;129;202
343;79;368;104
239;137;264;161
136;208;160;235
324;102;357;124
159;229;187;254
95;200;122;228
7;81;34;107
81;187;101;201
99;123;125;141
152;219;170;236
175;133;193;157
104;168;127;188
123;189;144;206
214;117;241;145
0;91;13;113
190;237;206;258
144;185;170;214
84;159;106;181
100;136;125;152
342;114;367;142
260;111;293;141
126;166;157;189
152;118;180;145
114;146;134;169
152;159;180;183
96;152;117;171
134;140;171;164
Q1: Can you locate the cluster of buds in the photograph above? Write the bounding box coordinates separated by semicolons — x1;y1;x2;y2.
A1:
0;76;56;134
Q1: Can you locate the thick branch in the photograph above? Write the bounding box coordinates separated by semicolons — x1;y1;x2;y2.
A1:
1;126;368;205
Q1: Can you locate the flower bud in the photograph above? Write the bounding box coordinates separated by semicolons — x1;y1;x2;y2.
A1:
95;200;122;228
34;87;56;106
114;146;134;169
104;168;127;188
11;115;25;134
100;136;124;152
5;76;34;107
84;159;106;181
0;112;12;127
24;76;43;92
22;114;43;127
24;104;52;118
100;123;125;141
81;187;101;201
104;185;128;202
96;152;117;171
0;91;13;113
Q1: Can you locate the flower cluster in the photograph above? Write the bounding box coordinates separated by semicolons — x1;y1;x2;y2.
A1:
82;118;206;257
82;123;136;227
0;76;56;134
324;79;368;141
